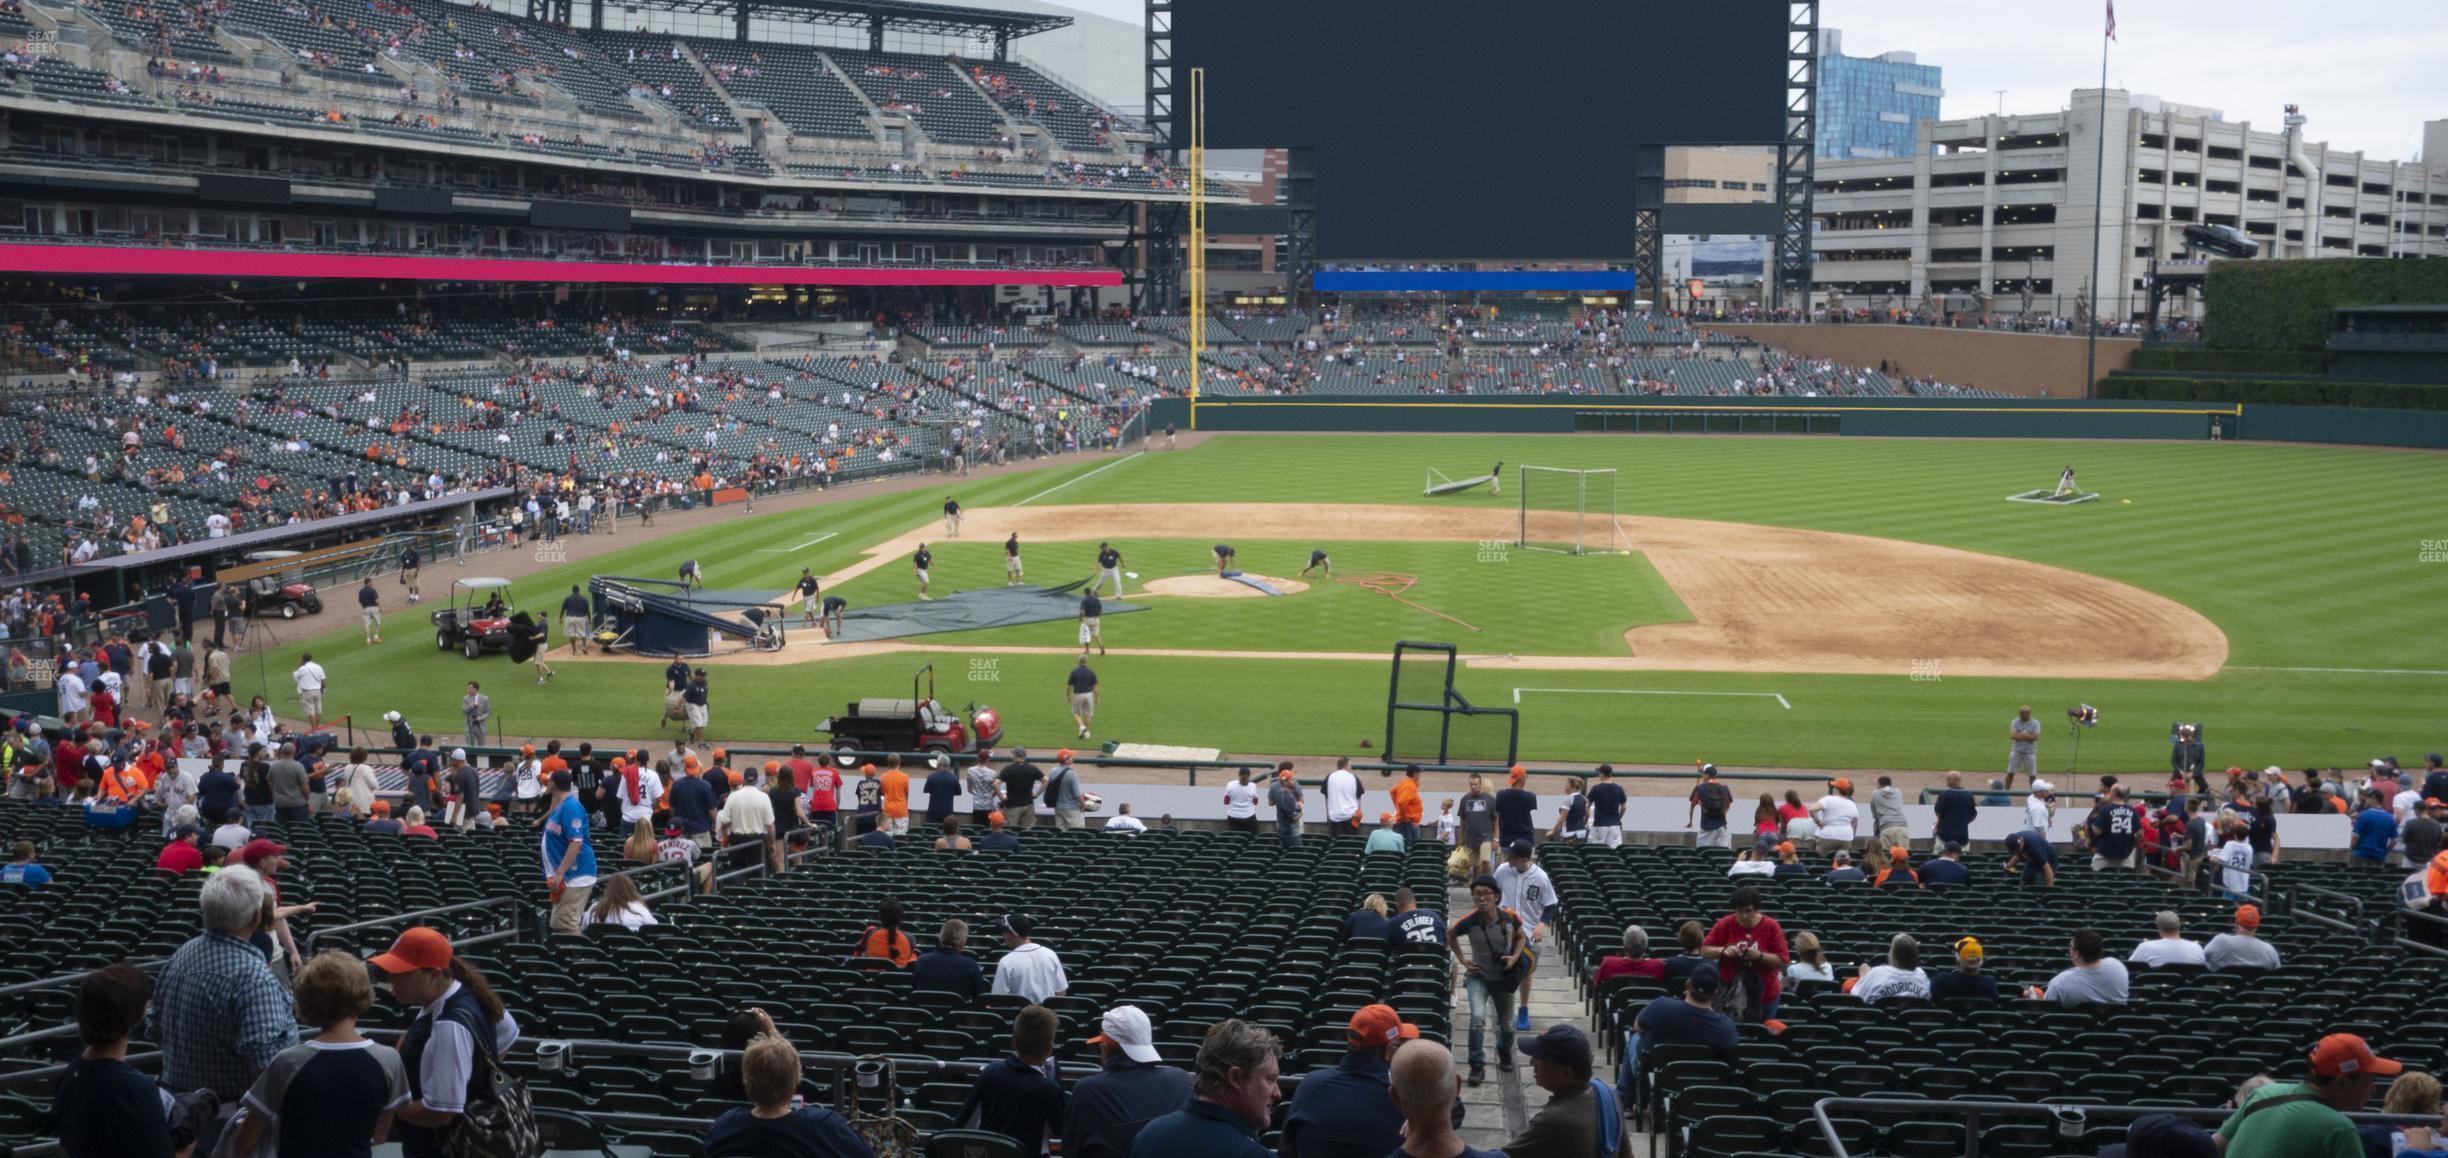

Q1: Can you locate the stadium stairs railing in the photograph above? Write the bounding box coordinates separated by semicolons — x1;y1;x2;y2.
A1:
1808;1096;2436;1158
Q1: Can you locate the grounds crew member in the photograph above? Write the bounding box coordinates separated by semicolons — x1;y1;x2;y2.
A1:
1006;532;1025;586
1096;542;1125;598
914;543;934;600
561;586;591;655
1079;590;1106;656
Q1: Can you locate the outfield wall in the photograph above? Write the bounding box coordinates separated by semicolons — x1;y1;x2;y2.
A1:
1694;323;2141;398
1154;395;2448;449
1160;395;2227;440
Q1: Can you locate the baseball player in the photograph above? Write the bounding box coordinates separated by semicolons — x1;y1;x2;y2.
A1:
795;569;821;627
820;594;848;637
1095;542;1125;598
1299;549;1332;579
1078;588;1105;657
913;543;933;600
1213;543;1236;575
1005;533;1024;587
1489;462;1504;496
943;497;962;536
679;558;703;590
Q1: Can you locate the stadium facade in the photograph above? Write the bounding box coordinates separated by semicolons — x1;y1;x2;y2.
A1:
1814;28;1942;161
1810;89;2448;318
0;0;1183;316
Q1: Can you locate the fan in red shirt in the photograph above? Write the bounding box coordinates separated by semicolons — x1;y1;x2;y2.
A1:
1593;925;1666;985
1700;885;1789;1022
155;824;205;874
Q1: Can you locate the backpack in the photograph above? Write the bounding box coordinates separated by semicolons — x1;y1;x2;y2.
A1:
2405;868;2438;912
440;1003;541;1158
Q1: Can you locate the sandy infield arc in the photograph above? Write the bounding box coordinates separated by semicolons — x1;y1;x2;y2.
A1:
1139;573;1310;598
570;503;2227;681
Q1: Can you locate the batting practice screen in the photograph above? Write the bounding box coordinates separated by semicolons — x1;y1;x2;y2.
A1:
1169;0;1790;260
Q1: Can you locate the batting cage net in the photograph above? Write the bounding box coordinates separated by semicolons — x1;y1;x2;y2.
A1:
1383;641;1519;766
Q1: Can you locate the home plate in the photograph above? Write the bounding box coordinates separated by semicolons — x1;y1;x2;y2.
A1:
1108;743;1224;762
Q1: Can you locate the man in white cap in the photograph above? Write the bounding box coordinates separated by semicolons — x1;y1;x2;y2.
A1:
1065;1006;1193;1158
2024;779;2055;834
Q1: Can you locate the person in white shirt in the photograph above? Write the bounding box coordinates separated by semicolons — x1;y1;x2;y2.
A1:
988;914;1067;1004
1220;769;1260;834
2024;780;2056;834
205;512;232;538
616;761;663;827
292;654;328;730
2128;911;2206;968
1324;758;1361;834
2203;905;2283;971
155;761;199;837
1812;779;1860;855
56;670;89;725
1492;839;1557;1031
582;875;658;930
1102;803;1148;834
1854;934;1932;1002
2215;819;2256;897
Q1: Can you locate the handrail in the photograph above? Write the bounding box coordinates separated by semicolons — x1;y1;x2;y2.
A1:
0;957;166;999
1808;1095;2439;1158
303;894;523;954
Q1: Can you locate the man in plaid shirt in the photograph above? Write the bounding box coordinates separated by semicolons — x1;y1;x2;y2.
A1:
148;865;296;1118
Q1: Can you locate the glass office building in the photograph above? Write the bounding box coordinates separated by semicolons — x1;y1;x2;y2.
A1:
1817;30;1943;160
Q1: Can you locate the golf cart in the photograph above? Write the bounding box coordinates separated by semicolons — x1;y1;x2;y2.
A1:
816;664;1003;757
432;577;516;660
238;550;324;620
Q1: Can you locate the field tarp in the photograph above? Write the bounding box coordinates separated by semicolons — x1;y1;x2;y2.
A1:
827;580;1147;644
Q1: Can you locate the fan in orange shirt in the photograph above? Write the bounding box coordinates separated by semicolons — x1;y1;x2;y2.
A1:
1388;765;1425;842
878;756;910;836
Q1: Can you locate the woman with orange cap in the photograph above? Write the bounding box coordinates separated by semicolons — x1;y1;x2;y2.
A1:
369;927;520;1158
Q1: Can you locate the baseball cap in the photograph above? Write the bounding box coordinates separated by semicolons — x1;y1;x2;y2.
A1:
2234;904;2262;930
450;748;467;761
1698;762;1718;777
1954;936;1984;963
549;769;572;792
1942;841;1965;854
987;810;1006;826
1774;841;1796;856
369;926;454;974
1888;846;1910;862
1828;777;1851;792
173;823;199;839
237;838;287;868
1088;1006;1162;1064
2030;778;2055;793
1346;1004;1420;1049
1057;748;1075;762
1685;969;1721;997
1519;1024;1593;1076
2309;1033;2401;1077
2428;798;2448;809
1508;764;1526;784
1506;838;1534;859
1001;913;1034;938
1012;747;1028;759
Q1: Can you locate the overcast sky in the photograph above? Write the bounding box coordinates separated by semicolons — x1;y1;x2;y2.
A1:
1037;0;2444;160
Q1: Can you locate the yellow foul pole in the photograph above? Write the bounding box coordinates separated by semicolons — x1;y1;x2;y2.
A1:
1187;66;1206;428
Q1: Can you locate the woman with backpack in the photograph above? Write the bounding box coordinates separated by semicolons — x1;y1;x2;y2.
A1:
370;928;528;1158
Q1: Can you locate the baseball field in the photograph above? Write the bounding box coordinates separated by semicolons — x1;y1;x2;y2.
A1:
232;434;2447;773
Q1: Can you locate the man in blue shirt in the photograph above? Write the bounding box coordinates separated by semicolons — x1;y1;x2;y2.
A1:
1932;771;1978;848
910;919;982;1002
2351;789;2399;868
2084;788;2142;870
668;766;718;852
1280;1005;1416;1158
1587;765;1628;849
1918;842;1971;886
979;811;1021;851
922;755;961;825
2004;828;2059;886
960;1006;1067;1155
1630;970;1738;1078
1494;767;1538;849
540;771;600;936
1066;1006;1193;1158
1125;1020;1278;1158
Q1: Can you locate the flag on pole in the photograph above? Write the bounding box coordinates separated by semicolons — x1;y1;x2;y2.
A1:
2106;0;2117;39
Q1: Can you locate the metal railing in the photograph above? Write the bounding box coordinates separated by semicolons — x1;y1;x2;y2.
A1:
1807;1095;2437;1158
303;893;527;955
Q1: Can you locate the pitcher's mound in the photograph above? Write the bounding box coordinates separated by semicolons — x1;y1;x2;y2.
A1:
1141;573;1310;598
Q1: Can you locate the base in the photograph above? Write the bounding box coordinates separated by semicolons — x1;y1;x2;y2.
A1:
2006;490;2100;505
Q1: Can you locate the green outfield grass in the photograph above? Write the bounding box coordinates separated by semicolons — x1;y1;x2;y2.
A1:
232;436;2448;772
826;537;1687;656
